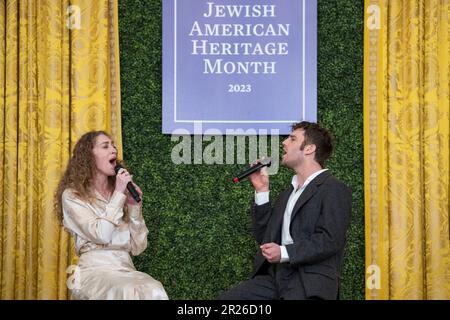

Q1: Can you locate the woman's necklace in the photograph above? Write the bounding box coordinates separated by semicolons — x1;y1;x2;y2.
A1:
97;188;112;201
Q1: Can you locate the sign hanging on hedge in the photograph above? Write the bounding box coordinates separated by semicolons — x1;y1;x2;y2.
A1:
162;0;317;134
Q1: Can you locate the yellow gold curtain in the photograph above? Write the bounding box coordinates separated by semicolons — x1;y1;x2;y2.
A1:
0;0;122;299
364;0;450;299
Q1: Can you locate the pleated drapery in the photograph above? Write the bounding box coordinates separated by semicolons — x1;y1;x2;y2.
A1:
0;0;122;299
364;0;450;299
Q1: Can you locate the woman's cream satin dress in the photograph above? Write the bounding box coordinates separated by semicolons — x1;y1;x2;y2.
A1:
62;189;169;300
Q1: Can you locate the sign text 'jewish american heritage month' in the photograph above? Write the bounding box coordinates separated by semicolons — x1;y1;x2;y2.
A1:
163;0;317;134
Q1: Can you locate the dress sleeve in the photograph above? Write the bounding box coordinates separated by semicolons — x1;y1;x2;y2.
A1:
62;189;126;245
127;204;149;256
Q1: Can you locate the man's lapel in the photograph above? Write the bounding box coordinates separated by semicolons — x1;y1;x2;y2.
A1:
290;170;330;222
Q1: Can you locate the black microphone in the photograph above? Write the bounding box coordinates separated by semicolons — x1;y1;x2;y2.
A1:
233;157;272;183
114;164;141;203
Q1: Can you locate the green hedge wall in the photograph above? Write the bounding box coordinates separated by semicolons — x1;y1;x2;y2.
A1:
118;0;364;299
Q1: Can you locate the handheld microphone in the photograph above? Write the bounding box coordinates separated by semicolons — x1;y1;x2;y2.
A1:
114;164;141;203
233;157;272;184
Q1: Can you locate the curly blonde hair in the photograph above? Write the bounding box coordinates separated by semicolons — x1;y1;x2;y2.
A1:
54;131;124;224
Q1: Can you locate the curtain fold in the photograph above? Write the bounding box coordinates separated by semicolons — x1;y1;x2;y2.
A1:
0;0;122;299
364;0;450;299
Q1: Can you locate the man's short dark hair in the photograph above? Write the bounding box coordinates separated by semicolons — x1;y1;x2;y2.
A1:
291;122;334;167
